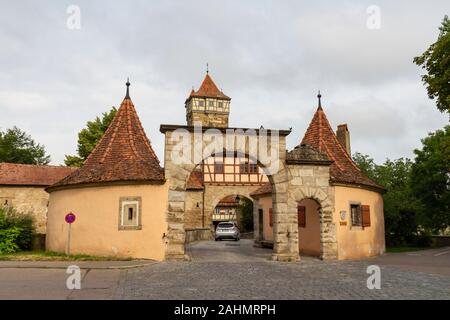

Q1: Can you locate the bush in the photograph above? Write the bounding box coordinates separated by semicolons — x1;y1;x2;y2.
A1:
0;206;35;253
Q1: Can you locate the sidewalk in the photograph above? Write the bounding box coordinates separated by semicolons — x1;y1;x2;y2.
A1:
0;259;156;270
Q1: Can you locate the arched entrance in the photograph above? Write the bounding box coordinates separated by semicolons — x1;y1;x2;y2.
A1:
160;125;296;261
212;194;254;234
297;198;321;257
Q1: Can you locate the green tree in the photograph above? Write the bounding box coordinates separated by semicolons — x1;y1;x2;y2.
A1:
0;126;50;165
239;197;254;233
353;153;421;245
64;107;117;167
414;15;450;113
410;126;450;233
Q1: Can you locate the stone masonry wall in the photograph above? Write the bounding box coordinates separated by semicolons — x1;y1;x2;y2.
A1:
286;165;337;260
0;186;49;234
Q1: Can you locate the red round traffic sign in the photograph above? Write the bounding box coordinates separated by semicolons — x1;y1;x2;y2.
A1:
65;212;76;224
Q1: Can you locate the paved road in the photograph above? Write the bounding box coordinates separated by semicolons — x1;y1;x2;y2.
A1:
117;240;450;300
1;241;450;299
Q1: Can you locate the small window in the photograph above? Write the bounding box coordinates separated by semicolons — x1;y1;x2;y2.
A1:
218;101;223;109
269;208;273;227
297;205;306;228
350;204;362;227
198;100;204;107
215;161;224;174
119;197;142;230
208;100;214;107
240;162;258;174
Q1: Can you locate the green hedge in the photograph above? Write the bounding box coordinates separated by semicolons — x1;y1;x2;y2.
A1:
0;206;35;254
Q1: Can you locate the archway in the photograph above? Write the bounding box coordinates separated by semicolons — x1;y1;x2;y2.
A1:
297;198;321;257
212;194;254;234
161;125;297;261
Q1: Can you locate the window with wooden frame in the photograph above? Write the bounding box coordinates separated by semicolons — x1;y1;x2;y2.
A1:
350;204;362;227
297;205;306;228
214;161;224;174
361;205;371;227
240;161;258;174
269;208;273;227
350;203;371;228
119;197;142;230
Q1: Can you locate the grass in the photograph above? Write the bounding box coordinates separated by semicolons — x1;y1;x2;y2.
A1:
386;246;431;253
0;250;133;261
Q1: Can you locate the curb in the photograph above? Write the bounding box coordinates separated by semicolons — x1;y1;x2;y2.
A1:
0;261;158;270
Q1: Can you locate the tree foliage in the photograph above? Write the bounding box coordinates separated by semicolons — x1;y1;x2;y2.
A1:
414;15;450;113
353;153;421;245
410;125;450;233
239;197;254;233
64;107;117;167
0;126;50;165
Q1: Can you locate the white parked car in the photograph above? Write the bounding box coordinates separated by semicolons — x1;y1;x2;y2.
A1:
215;221;240;241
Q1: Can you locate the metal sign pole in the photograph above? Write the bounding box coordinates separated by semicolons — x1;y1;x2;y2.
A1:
66;223;72;256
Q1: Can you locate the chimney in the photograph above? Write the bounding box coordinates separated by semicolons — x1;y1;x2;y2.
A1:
336;124;351;155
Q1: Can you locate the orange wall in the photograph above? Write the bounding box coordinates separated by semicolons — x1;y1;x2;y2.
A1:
46;183;168;261
298;198;321;257
334;186;385;259
259;196;273;241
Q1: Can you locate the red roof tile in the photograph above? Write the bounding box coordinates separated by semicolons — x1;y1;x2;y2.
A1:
301;105;384;191
217;195;239;206
186;171;204;190
48;87;164;190
186;73;230;102
0;163;76;186
250;182;272;198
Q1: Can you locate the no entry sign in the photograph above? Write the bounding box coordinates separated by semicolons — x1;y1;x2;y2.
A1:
65;212;76;224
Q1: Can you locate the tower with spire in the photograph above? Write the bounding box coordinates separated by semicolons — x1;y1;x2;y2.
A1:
185;69;231;128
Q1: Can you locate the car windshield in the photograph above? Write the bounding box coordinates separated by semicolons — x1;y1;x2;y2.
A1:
218;223;234;228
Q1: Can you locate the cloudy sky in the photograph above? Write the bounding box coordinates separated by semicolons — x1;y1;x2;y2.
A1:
0;0;448;165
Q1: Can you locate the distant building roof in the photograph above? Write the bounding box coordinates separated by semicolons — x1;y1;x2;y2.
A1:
186;73;231;102
217;195;239;207
250;182;272;198
301;100;384;192
48;81;164;191
0;163;76;186
186;171;204;190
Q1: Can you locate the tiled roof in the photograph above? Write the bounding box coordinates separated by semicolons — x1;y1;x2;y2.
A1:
301;105;384;192
48;85;164;190
250;182;272;198
217;195;239;207
0;163;76;186
186;171;204;190
186;73;230;102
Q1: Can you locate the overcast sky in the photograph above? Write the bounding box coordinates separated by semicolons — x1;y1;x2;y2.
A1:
0;0;448;165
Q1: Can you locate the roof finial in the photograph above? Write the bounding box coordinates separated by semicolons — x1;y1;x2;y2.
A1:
206;62;209;74
125;77;130;99
317;90;322;110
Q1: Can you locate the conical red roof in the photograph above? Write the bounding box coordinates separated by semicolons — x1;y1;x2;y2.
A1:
301;105;384;192
49;87;164;190
186;73;230;101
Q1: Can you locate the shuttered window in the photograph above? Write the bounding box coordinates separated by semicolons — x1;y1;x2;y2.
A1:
297;205;306;227
269;208;273;227
362;205;371;227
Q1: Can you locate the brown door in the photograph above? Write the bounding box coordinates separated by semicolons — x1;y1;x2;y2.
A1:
258;209;264;240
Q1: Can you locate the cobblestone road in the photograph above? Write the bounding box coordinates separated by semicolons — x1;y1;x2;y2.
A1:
116;240;450;300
